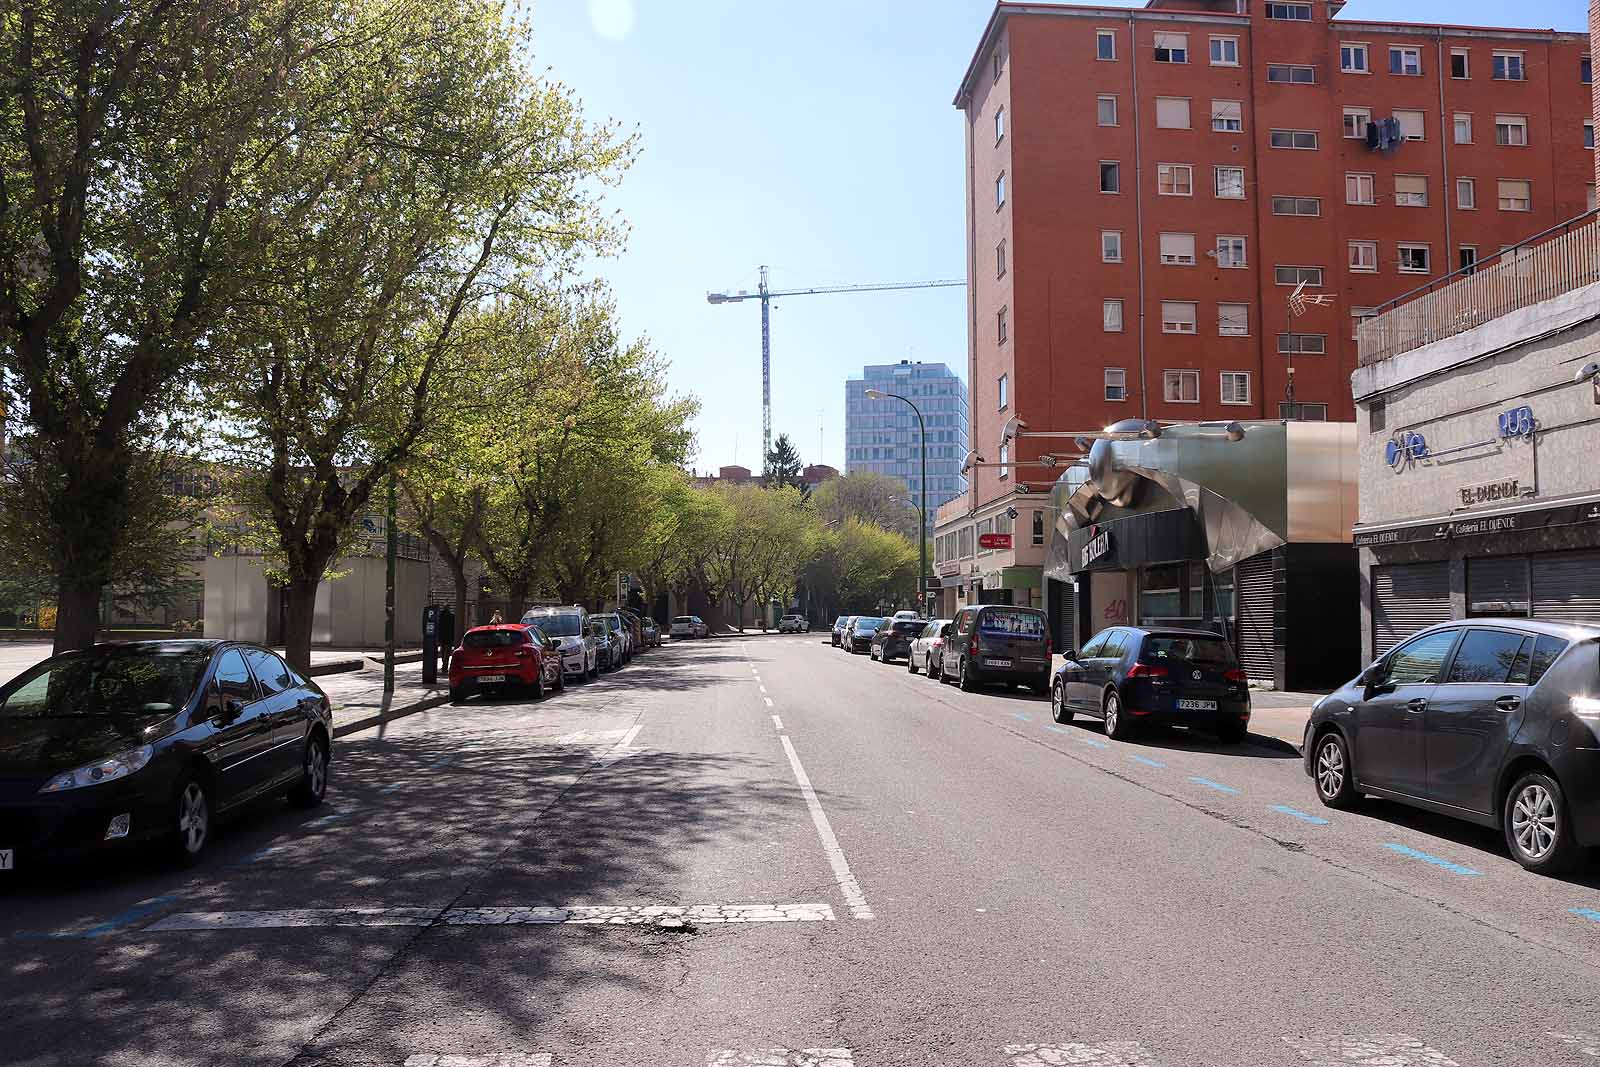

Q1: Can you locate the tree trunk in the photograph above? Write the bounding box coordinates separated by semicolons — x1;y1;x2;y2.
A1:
282;576;321;673
506;581;529;620
450;559;468;628
52;582;104;653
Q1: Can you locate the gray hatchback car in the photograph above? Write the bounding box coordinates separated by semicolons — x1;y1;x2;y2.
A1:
1305;618;1600;875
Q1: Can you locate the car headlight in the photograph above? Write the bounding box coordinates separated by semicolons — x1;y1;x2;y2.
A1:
38;745;154;793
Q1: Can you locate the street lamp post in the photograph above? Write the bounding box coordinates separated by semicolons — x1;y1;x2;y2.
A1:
864;387;927;611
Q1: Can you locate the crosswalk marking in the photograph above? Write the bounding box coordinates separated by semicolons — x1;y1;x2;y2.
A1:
1285;1033;1461;1066
707;1050;852;1066
146;902;835;931
1550;1031;1600;1056
403;1056;551;1067
1004;1042;1155;1066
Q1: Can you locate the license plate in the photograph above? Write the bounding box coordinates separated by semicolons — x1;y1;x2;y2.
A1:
984;658;1012;668
1178;699;1218;711
479;674;507;684
0;848;12;871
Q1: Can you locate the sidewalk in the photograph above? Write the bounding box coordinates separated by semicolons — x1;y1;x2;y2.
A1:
1247;688;1328;751
315;661;450;738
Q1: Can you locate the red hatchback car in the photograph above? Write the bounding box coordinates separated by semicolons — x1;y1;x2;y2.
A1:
449;624;564;702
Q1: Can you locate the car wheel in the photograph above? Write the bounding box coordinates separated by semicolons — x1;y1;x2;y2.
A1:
1505;770;1581;875
908;653;918;674
170;775;212;866
1313;730;1358;809
1103;690;1134;741
555;666;566;692
958;657;976;692
531;673;545;700
1051;681;1074;725
288;733;329;808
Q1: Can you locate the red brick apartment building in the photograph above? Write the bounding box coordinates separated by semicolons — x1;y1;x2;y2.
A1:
955;0;1593;511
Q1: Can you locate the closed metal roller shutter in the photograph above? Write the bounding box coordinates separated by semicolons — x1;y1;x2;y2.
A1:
1532;551;1600;625
1466;556;1529;616
1372;562;1450;657
1235;554;1276;684
1053;582;1077;654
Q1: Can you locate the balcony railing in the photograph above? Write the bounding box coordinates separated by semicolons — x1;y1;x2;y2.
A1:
1356;209;1600;367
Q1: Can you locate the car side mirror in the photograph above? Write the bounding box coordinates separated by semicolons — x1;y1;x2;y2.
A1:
1360;663;1389;698
214;697;245;725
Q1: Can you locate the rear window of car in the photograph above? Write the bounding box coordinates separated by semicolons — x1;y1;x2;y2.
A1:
1529;635;1569;685
893;621;924;635
978;609;1046;636
673;617;694;623
464;629;527;648
524;612;582;637
1143;635;1237;667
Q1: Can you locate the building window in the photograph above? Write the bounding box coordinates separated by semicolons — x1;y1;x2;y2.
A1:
1097;29;1116;61
1390;46;1422;76
1211;35;1239;66
1282;402;1329;420
1451;48;1469;79
1394;174;1428;207
1456;177;1476;209
1343;107;1372;139
1587;122;1596;150
1398;243;1430;273
996;239;1006;277
998;443;1009;480
1210;99;1243;133
1395;110;1425;140
1158;163;1194;196
1271;196;1320;216
997;306;1008;343
995;107;1005;143
1267;63;1316;84
1492;51;1525;81
1216;235;1248;268
1348;240;1378;272
1214;166;1245;199
1220;371;1251;405
1155;96;1191;130
1160;232;1197;265
1269;129;1319;150
1153;31;1188;64
1097;95;1118;126
1032;511;1046;546
1160;301;1198;334
1101;230;1123;262
1453;113;1472;144
1218;303;1249;337
1163;369;1200;403
996;172;1006;208
998;373;1008;410
1341;43;1369;73
1589;184;1597;212
1495;114;1528;146
1103;299;1124;332
1497;179;1532;212
1100;161;1121;193
1265;3;1312;20
1346;172;1376;205
1278;333;1326;355
1459;246;1478;273
1274;265;1323;286
1104;367;1127;401
993;44;1003;82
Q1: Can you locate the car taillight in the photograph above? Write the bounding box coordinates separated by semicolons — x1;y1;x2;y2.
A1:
1126;663;1168;679
1224;668;1248;683
969;634;980;655
1045;631;1053;656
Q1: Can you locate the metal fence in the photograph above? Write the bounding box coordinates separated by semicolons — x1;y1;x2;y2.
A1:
1357;210;1600;367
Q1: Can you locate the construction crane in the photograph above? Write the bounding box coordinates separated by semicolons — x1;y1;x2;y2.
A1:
706;266;965;461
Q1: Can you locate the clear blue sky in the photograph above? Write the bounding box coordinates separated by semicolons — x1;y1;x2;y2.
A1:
531;0;1584;473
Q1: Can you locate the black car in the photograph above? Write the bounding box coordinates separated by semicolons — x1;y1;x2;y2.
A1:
845;617;883;654
1305;618;1600;875
1052;626;1250;742
938;604;1052;692
830;617;850;646
0;640;333;870
871;617;925;664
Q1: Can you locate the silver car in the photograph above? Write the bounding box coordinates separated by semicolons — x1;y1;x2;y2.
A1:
670;615;709;639
908;619;953;677
521;606;599;680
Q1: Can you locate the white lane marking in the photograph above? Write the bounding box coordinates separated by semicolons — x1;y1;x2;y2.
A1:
1550;1032;1600;1057
1285;1034;1460;1066
593;724;645;768
148;902;835;931
707;1051;852;1066
771;714;784;729
760;684;768;694
1005;1043;1155;1066
764;697;774;708
779;735;874;920
404;1056;551;1067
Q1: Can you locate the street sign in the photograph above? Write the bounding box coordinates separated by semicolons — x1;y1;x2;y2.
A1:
978;532;1012;550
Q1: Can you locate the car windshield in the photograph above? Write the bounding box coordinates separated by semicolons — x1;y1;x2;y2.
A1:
979;610;1046;636
892;621;924;635
464;630;526;648
1144;636;1237;667
673;617;694;624
600;617;623;632
0;647;211;719
524;613;582;637
854;618;883;632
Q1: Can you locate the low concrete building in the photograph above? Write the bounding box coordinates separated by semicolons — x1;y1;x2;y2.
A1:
1351;213;1600;659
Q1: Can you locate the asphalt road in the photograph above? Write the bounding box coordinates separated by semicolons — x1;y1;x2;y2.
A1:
6;635;1600;1067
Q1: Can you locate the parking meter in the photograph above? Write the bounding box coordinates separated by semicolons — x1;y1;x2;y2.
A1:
422;605;440;684
439;607;456;674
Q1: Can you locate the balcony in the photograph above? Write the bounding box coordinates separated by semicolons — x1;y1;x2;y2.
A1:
1356;210;1600;367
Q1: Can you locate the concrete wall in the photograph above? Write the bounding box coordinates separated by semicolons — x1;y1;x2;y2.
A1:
205;554;428;647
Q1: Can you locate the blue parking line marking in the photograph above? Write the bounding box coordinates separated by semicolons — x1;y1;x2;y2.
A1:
1045;725;1070;733
427;756;453;770
380;782;405;795
1271;804;1330;825
1570;908;1600;923
304;810;348;830
45;895;181;939
1130;755;1166;769
231;845;281;867
1383;842;1482;876
1190;776;1239;795
1013;713;1032;722
1081;737;1108;749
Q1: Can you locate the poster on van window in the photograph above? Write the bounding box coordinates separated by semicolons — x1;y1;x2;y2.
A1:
978;609;1045;636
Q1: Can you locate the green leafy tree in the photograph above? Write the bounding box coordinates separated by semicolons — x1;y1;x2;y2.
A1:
763;433;804;490
810;470;919;539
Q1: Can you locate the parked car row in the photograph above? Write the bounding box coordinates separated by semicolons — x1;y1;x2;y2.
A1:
450;605;660;702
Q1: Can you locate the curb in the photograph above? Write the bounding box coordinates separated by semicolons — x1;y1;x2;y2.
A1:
364;650;425;667
308;657;366;677
333;692;452;739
